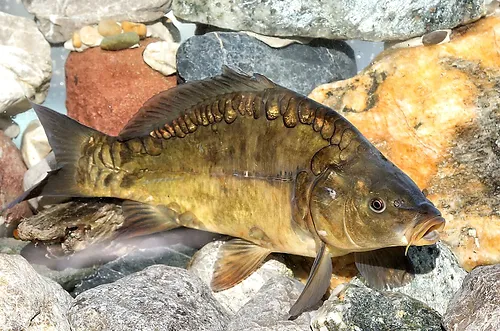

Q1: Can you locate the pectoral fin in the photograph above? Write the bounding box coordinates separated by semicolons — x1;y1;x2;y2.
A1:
211;239;271;291
354;246;414;290
116;200;180;239
288;242;332;319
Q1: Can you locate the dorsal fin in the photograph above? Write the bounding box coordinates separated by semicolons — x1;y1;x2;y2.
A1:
118;66;276;140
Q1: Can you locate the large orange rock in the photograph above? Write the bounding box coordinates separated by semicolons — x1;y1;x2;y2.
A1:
309;16;500;271
0;131;32;236
65;38;177;135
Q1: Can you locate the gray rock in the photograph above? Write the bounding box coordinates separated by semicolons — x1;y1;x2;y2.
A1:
176;32;356;95
311;284;442;331
391;242;467;314
443;264;500;331
0;237;29;254
188;240;294;314
0;253;73;330
0;12;51;116
22;0;172;43
72;244;197;295
68;265;230;331
225;276;312;331
172;0;487;41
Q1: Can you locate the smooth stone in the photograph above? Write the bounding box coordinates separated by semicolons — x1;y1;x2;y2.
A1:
0;254;73;330
147;21;176;42
79;25;103;47
65;38;177;135
0;12;51;116
176;32;356;95
22;0;172;43
68;265;230;330
0;131;32;237
188;241;294;314
172;0;487;41
0;116;20;138
121;21;147;39
309;16;500;271
21;119;51;168
225;276;312;331
98;19;122;37
100;31;140;50
143;40;179;76
311;284;442;331
443;264;500;331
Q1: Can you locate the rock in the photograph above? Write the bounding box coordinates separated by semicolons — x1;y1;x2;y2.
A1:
122;21;147;39
0;116;20;138
0;237;29;254
72;244;197;296
98;19;122;37
79;25;103;47
147;21;176;42
21;119;51;169
68;265;230;330
143;40;179;76
22;0;172;43
23;152;61;209
0;131;32;236
177;32;356;95
100;31;140;50
389;242;467;315
243;31;311;48
308;16;500;271
172;0;487;41
443;264;500;331
311;284;442;331
65;38;177;135
225;277;312;331
0;254;73;330
0;12;51;116
188;241;294;313
16;199;124;252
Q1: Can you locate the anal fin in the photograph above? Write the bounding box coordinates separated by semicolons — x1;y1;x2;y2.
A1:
116;200;181;239
211;239;271;291
354;246;414;290
288;242;332;319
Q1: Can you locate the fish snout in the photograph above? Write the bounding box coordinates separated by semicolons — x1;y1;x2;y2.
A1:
406;202;446;246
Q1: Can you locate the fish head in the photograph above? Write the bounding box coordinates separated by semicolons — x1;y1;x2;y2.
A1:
309;151;445;254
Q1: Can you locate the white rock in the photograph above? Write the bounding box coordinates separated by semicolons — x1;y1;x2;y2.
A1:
146;22;175;42
0;253;73;330
0;12;51;116
188;241;294;314
63;39;90;52
243;31;311;48
21;119;51;168
0;117;20;138
79;25;103;47
143;41;180;76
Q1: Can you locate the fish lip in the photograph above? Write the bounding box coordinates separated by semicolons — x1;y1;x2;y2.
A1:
405;215;446;247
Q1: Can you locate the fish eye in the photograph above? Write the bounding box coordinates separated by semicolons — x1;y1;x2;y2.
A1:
369;198;386;213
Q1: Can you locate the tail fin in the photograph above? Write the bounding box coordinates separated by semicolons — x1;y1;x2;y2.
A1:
4;103;102;210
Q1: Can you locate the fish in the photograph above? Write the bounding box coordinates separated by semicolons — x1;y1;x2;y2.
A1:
2;67;445;318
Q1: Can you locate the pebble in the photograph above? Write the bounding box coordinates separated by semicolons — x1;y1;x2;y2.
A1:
79;25;103;47
122;21;147;39
143;41;179;76
72;31;82;48
20;119;50;168
97;19;122;37
100;31;140;50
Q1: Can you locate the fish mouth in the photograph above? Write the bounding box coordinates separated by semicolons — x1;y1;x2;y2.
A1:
404;215;446;254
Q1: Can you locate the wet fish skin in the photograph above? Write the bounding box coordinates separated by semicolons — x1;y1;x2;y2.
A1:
3;68;445;317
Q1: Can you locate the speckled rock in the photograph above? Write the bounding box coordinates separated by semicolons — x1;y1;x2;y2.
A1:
22;0;172;43
309;16;500;271
225;276;312;331
65;38;177;135
311;284;442;331
100;31;140;51
0;254;73;330
68;265;230;331
0;12;51;116
0;131;32;236
188;240;294;314
176;32;356;95
72;244;197;296
172;0;487;41
443;264;500;331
